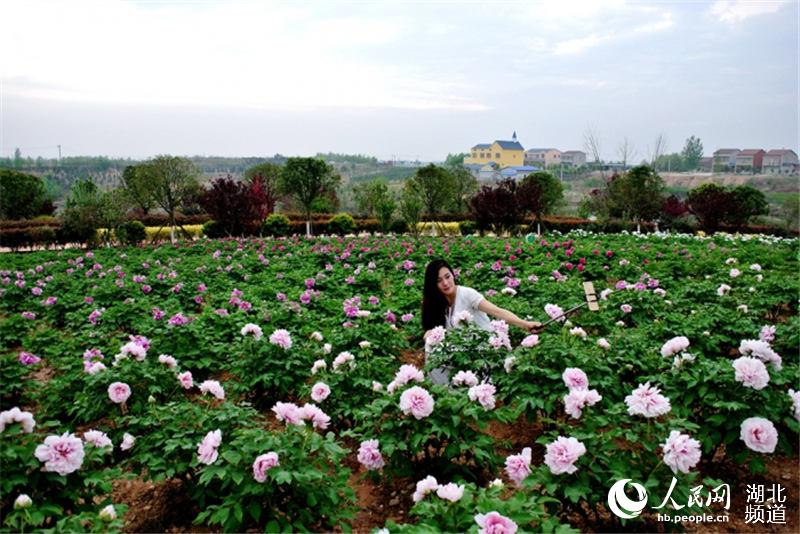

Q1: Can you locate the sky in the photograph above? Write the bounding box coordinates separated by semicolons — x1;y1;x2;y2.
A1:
1;0;797;162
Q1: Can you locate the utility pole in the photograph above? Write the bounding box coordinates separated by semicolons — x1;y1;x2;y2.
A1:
57;144;62;162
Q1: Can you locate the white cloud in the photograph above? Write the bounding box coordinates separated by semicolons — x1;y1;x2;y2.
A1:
554;34;612;55
709;0;790;24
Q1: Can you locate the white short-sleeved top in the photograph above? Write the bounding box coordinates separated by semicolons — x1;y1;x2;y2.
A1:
445;285;491;331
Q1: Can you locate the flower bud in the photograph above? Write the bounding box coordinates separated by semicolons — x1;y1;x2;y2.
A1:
99;504;117;521
14;494;32;509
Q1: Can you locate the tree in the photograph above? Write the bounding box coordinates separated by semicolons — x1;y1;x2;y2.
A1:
617;137;636;170
470;178;523;235
200;175;263;236
62;179;103;244
399;183;423;236
681;135;704;170
518;171;564;233
450;167;478;213
649;133;669;168
353;179;396;229
120;165;157;215
97;189;131;245
407;164;456;218
0;169;54;220
244;162;282;216
583;126;603;168
606;165;665;230
139;155;202;242
444;153;468;168
727;185;768;228
687;183;732;233
660;194;689;230
278;157;341;236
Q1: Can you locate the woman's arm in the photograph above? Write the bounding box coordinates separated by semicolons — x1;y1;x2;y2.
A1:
478;299;541;332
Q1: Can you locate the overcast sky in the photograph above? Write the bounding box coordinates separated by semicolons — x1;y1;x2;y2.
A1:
1;0;797;162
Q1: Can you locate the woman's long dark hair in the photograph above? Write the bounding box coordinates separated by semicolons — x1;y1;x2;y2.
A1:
422;259;454;332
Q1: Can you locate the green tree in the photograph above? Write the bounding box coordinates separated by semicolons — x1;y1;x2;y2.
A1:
607;165;665;230
353;179;396;229
444;153;468;168
450;167;479;213
399;183;423;236
726;185;769;228
0;169;53;220
97;189;131;245
278;157;341;236
407;164;456;218
139;155;202;242
62;179;103;244
681;136;704;170
518;171;564;232
120;165;157;215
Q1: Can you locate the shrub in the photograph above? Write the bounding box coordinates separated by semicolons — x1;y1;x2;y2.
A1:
261;214;291;237
202;220;226;239
389;220;407;234
116;221;146;245
459;220;476;235
327;213;356;235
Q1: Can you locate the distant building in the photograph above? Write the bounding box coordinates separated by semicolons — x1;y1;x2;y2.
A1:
473;162;540;181
560;150;587;167
525;148;561;168
464;132;526;168
712;149;740;172
735;149;766;173
763;149;799;175
698;157;713;172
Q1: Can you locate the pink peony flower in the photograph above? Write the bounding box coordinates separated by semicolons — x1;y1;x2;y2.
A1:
620;304;632;313
83;429;113;449
399;386;435;419
357;439;385;471
475;511;518;534
332;351;355;371
544;436;587;475
562;368;588;390
759;325;776;343
269;329;293;350
241;323;263;340
177;371;193;389
272;402;305;426
739;339;782;370
436;482;465;502
625;382;671;418
311;359;327;374
301;403;330;430
425;326;446;348
660;336;690;357
158;354;178;369
121;433;135;451
563;388;602;419
394;364;424;387
788;390;800;421
197;429;222;465
662;431;701;474
520;334;539;348
311;382;331;402
401;313;414;322
597;338;611;350
253;452;280;482
545;303;565;322
0;407;36;433
108;382;131;404
199;380;225;400
732;357;770;390
19;351;41;365
505;447;532;486
412;475;439;503
452;371;478;386
739;417;778;453
468;383;497;410
34;433;85;475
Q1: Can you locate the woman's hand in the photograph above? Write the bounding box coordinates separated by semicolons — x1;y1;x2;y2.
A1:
525;321;542;333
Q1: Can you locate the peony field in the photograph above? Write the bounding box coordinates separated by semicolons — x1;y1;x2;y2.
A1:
1;231;798;533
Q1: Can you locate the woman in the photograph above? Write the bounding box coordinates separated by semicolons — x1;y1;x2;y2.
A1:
422;258;541;341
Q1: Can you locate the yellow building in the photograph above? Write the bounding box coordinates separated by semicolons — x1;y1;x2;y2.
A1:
464;133;525;168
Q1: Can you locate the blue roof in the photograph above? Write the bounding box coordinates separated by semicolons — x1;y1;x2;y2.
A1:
463;163;483;170
500;168;518;177
495;140;524;150
511;165;539;171
472;143;491;149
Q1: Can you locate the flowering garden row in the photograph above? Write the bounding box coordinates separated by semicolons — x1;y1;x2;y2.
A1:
0;231;798;532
